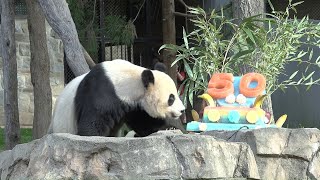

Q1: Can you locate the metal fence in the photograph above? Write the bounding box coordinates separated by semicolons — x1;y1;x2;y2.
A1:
15;0;27;16
105;44;133;62
64;0;132;83
13;0;168;83
269;0;320;20
97;0;130;62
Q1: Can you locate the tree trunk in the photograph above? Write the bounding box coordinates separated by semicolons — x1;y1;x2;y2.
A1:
232;0;265;24
232;0;274;121
26;0;52;139
38;0;90;76
82;45;96;69
232;0;265;74
0;0;20;150
162;0;177;85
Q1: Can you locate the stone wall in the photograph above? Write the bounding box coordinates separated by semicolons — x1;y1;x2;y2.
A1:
0;18;64;127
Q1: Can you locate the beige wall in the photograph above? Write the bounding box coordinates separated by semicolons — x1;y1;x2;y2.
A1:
0;18;64;127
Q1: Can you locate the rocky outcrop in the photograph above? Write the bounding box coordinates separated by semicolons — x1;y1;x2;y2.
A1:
203;128;320;180
0;132;259;180
1;128;318;180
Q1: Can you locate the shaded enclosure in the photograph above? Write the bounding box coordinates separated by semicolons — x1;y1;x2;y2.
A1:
13;0;320;129
64;0;198;83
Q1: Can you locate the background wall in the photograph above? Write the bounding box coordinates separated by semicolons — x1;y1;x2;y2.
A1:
0;18;64;127
272;24;320;128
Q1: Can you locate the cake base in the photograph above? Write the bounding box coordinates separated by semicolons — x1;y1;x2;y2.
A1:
187;121;278;132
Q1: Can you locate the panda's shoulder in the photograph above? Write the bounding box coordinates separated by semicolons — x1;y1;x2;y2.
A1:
99;60;146;78
100;59;137;69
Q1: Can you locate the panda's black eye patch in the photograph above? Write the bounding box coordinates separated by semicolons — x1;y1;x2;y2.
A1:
168;94;175;106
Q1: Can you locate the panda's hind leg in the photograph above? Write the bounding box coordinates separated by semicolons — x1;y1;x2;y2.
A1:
77;110;126;137
77;112;111;136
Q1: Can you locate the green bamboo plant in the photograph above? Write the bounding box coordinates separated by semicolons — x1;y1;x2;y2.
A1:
159;1;320;107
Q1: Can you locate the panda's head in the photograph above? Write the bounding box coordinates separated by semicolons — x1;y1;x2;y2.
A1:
140;69;185;120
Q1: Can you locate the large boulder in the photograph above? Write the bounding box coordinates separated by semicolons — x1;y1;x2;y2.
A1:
0;132;259;180
203;128;320;180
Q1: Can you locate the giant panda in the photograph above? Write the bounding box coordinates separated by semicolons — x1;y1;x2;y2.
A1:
48;59;186;137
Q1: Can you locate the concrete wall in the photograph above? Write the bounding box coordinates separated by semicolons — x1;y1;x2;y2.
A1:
0;18;64;127
272;20;320;129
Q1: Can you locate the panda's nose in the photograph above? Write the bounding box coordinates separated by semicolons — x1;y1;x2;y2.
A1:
180;110;185;113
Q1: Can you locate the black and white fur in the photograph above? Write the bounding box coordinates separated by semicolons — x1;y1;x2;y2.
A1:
48;59;186;137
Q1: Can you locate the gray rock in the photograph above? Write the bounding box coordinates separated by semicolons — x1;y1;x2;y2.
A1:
15;19;29;34
49;28;60;39
18;43;31;56
18;92;31;112
15;33;30;43
16;55;31;72
203;128;320;180
149;129;184;136
17;74;26;89
0;133;260;180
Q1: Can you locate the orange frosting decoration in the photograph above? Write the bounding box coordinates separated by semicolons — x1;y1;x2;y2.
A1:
239;73;266;97
208;73;234;99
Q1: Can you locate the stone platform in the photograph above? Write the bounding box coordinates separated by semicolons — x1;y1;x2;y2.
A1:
0;128;319;179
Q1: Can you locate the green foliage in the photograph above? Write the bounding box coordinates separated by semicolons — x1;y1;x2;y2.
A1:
159;1;320;107
0;128;33;151
105;15;136;45
20;128;33;144
67;0;99;60
0;128;4;151
68;0;136;57
161;7;237;106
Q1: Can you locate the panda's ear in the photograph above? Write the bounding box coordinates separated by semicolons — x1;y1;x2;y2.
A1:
142;70;154;88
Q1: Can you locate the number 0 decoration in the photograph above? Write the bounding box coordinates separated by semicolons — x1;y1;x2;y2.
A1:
239;73;266;97
208;73;266;99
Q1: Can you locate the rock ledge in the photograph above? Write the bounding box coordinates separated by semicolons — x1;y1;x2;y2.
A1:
204;128;320;180
0;132;259;180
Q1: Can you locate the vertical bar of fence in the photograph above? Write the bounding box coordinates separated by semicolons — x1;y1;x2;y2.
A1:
99;0;106;62
110;45;113;60
128;46;132;63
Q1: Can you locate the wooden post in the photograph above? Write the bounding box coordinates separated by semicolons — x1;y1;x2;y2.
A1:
0;0;20;149
26;0;52;139
162;0;177;85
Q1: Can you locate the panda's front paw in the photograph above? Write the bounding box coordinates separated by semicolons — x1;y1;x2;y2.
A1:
125;130;137;137
150;129;184;136
166;127;177;130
